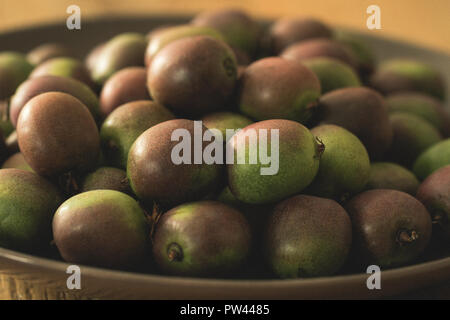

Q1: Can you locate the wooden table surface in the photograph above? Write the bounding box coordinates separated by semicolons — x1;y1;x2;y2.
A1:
0;0;449;299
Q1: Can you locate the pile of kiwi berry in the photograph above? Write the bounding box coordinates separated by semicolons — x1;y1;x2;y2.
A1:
0;9;449;279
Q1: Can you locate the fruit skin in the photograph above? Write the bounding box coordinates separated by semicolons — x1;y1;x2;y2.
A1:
386;92;450;137
5;130;18;155
302;57;361;94
81;167;131;194
127;119;223;208
346;189;432;268
366;162;419;195
53;190;150;269
307;124;370;200
370;59;446;101
202;111;253;142
148;36;237;117
0;52;34;100
413;138;450;180
227;119;320;204
92;33;147;85
387;113;442;167
100;67;150;117
192;9;261;57
267;18;333;54
101;100;174;169
152;200;251;277
29;57;95;90
238;57;321;123
9;75;100;127
317;87;393;159
1;152;33;172
281;38;357;69
335;31;376;81
85;42;105;74
27;43;72;66
266;195;352;278
17;92;100;177
145;25;225;67
0;169;62;252
416;165;450;242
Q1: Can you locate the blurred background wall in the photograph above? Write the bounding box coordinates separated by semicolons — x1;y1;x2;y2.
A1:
1;0;449;52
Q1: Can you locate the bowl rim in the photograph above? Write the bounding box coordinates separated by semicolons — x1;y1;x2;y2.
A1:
1;246;449;288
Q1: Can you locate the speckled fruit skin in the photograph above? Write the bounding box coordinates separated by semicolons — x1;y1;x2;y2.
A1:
317;87;393;159
81;167;131;194
346;189;432;268
302;57;361;94
101;100;174;169
100;67;150;117
0;52;34;100
152;200;251;277
92;33;147;85
416;165;450;242
370;59;446;101
238;57;321;123
413;138;450;180
0;169;62;252
227;119;320;204
386;92;450;137
148;36;237;117
29;57;95;90
17;92;100;177
202;111;253;141
266;195;352;278
145;25;225;67
53;190;150;269
281;38;357;69
27;43;72;66
308;124;370;201
9;75;100;127
366;162;419;195
127;119;223;208
1;153;33;172
268;18;333;54
387;113;442;168
192;9;261;57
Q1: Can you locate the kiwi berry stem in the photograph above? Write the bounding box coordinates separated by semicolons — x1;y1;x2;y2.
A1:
432;211;447;226
315;137;325;158
397;229;419;245
167;243;183;262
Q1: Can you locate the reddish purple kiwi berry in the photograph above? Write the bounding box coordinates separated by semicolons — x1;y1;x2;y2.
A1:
266;195;352;278
281;38;357;69
192;9;261;57
152;201;251;277
9;75;100;126
100;67;150;117
53;190;150;269
127;119;223;208
148;36;237;117
268;17;333;54
416;165;450;242
238;57;321;123
17;92;100;177
317;87;393;159
346;189;432;268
